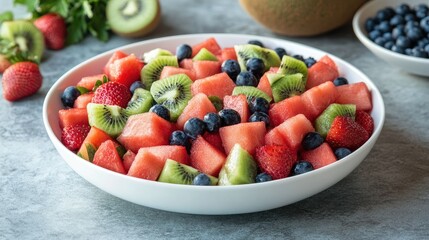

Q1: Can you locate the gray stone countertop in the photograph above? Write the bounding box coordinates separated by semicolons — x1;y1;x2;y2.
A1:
1;0;429;239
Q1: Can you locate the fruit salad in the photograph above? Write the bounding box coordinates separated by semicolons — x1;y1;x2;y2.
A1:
58;37;374;186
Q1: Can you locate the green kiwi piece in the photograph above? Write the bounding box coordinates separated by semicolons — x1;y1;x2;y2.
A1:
87;103;129;137
315;103;356;137
142;48;173;63
124;88;154;116
106;0;161;37
140;55;178;89
218;144;257;185
158;159;218;185
150;73;193;121
234;44;280;71
192;48;218;61
0;20;45;62
208;96;223;112
276;55;308;84
232;86;272;103
268;73;306;102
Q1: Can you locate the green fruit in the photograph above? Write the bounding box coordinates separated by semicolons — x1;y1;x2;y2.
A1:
0;20;45;63
232;86;272;103
268;73;305;102
140;55;179;89
276;55;308;84
158;159;218;185
106;0;161;37
218;144;257;185
142;48;173;63
192;48;218;61
87;103;128;137
234;44;280;71
124;88;154;116
150;73;193;121
315;103;356;137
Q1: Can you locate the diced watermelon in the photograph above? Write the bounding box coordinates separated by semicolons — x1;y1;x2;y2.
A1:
264;128;287;146
103;50;128;77
219;121;266;156
218;47;237;62
306;61;339;89
301;81;338;121
257;67;278;97
58;108;89;129
191;37;222;57
179;59;194;70
192;60;221;79
269;95;308;127
176;93;217;130
77;126;113;161
117;112;174;153
122;150;136;173
73;92;94;109
300;143;336;169
76;74;106;91
159;66;196;81
319;55;338;71
335;82;372;111
202;132;224;153
93;140;126;174
190;136;226;177
127;145;189;181
191;72;235;99
108;54;144;88
223;94;250;123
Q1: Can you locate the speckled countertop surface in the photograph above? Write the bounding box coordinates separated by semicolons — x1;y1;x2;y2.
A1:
1;0;429;239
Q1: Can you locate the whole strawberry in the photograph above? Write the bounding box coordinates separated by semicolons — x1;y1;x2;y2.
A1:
2;62;43;101
0;54;11;73
34;13;67;50
61;124;91;151
326;116;369;150
255;145;297;180
92;81;131;108
355;110;374;136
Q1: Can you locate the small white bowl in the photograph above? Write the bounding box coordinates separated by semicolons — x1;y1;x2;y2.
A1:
353;0;429;77
43;34;385;215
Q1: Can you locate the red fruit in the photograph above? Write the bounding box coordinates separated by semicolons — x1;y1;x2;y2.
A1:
108;54;143;88
355;110;374;136
300;143;336;170
2;62;43;101
92;140;126;174
0;54;11;73
58;108;88;129
326;116;369;150
91;81;131;108
76;74;107;91
255;145;297;180
122;150;136;173
61;124;91;151
104;51;128;77
73;92;94;109
34;13;66;50
202;132;224;153
190;136;226;177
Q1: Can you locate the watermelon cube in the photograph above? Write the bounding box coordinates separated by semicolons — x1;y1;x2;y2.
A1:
300;143;336;169
77;127;113;161
73;92;94;109
122;150;136;173
301;81;338;121
219;121;266;156
191;72;235;100
306;60;339;89
108;54;144;88
269;95;308;127
179;58;194;70
176;93;217;130
190;136;226;177
160;66;196;81
76;74;106;91
58;108;89;129
92;140;126;174
191;37;222;57
218;47;237;62
192;60;222;79
103;50;128;77
223;94;250;123
335;82;372;111
256;67;278;97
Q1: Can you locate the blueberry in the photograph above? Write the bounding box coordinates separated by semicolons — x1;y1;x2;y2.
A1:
255;172;272;183
392;26;405;39
292;161;314;175
301;132;324;150
416;10;427;20
149;104;170;121
248;111;270;127
304;57;317;68
375;9;391;21
383;32;393;42
390;15;405;26
415;4;429;13
246;57;265;79
424;44;429;52
377;20;391;33
192;173;211;186
369;30;382;40
333;77;349;86
417;38;429;48
169;130;191;152
391;45;406;54
274;47;287;59
404;13;417;22
218;109;241;126
129;81;145;93
61;86;81;108
411;47;429;58
405;48;413;55
248;97;269;114
406;27;424;41
384;41;395;49
374;37;387;46
420;16;429;33
293;54;305;62
176;44;192;61
248;40;264;47
395;4;412;16
396;35;412;48
365;17;378;32
183;117;206;139
203;112;221;132
236;71;258;87
221;59;241;81
334;148;352;160
405;21;419;31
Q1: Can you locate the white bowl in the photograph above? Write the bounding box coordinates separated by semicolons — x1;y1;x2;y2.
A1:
43;34;385;215
353;0;429;77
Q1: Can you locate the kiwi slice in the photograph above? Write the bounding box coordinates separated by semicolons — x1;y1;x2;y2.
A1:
106;0;161;38
232;86;272;103
276;55;308;83
142;48;173;63
218;144;257;185
87;103;128;137
0;20;45;62
315;103;356;137
140;55;179;89
158;159;218;185
150;74;193;121
124;88;154;116
268;73;306;102
192;48;218;61
234;44;280;72
208;96;223;112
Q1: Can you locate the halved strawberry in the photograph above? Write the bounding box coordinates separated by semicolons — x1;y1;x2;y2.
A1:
326;116;369;150
255;145;297;180
355;110;374;136
61;124;91;151
91;81;131;108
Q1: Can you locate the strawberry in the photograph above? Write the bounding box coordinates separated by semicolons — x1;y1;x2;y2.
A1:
0;54;11;73
91;81;131;108
326;116;369;150
34;13;67;50
355;110;374;136
2;62;43;101
61;124;91;151
255;145;297;180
